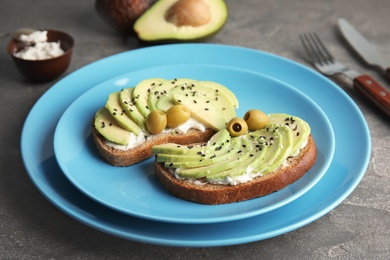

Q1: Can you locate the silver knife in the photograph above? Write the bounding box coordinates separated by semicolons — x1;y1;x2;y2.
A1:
338;18;390;81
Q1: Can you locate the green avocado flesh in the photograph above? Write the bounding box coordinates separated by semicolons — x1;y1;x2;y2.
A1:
94;108;131;145
94;78;238;145
133;0;228;42
153;114;311;181
105;92;142;135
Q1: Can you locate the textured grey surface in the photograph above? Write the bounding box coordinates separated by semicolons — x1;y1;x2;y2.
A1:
0;0;389;259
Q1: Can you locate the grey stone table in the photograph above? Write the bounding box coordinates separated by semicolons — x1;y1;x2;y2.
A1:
1;0;389;259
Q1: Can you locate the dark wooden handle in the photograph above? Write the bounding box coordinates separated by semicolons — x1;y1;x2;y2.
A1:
353;75;390;117
385;67;390;82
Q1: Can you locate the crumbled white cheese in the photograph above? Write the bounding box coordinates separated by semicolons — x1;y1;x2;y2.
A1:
14;30;64;60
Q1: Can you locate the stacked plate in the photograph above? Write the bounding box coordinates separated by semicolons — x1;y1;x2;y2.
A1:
21;44;370;247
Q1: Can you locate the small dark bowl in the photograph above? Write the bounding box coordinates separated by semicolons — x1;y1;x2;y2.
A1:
7;29;74;82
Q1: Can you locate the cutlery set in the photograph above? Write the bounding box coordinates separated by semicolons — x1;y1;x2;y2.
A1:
301;18;390;117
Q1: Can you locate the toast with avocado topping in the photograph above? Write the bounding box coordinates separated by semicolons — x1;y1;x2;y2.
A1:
92;78;239;166
152;114;317;204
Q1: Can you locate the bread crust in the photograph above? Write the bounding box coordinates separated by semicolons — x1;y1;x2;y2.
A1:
92;124;216;166
154;135;317;204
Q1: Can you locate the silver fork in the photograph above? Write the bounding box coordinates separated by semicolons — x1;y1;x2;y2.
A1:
300;32;390;117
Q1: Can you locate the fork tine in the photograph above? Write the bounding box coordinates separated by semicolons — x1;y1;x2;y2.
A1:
300;32;334;65
312;33;335;62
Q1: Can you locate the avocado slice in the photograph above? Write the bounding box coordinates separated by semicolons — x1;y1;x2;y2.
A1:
119;87;146;129
152;128;230;155
206;125;293;180
176;137;252;179
190;82;237;123
105;92;142;135
171;86;232;131
268;113;310;155
162;136;238;168
94;108;131;145
151;78;197;112
133;0;228;42
261;125;293;174
132;78;165;118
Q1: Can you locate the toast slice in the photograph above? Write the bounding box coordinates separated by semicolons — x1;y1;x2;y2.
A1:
154;134;316;204
92;125;215;166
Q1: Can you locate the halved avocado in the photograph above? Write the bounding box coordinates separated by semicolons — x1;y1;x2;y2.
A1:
133;0;228;42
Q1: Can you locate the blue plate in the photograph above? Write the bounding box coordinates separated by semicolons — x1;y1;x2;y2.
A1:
21;44;370;246
54;64;334;224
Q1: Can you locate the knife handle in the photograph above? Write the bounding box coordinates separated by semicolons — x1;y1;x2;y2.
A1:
353;75;390;117
385;67;390;82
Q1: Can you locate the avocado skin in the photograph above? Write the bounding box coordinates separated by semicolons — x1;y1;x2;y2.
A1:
95;0;157;34
134;25;225;44
133;0;228;43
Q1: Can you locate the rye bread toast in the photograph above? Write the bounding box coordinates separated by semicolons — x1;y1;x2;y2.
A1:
154;134;316;204
92;125;215;166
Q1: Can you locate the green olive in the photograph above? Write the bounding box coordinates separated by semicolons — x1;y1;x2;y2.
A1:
166;104;191;128
244;109;269;131
146;110;167;134
227;117;248;137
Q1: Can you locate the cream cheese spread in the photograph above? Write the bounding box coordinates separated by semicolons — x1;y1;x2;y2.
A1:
105;118;206;151
14;30;64;60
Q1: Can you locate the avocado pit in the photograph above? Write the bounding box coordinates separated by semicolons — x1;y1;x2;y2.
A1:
165;0;211;27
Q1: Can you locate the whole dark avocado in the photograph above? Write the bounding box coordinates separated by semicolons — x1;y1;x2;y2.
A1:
95;0;157;34
133;0;228;42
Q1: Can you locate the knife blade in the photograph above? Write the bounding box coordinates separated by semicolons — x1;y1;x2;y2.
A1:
338;18;390;81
